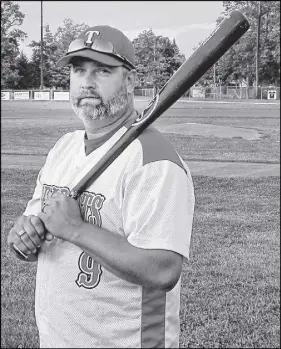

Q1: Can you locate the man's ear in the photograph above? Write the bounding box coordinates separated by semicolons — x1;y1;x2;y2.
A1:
125;69;137;94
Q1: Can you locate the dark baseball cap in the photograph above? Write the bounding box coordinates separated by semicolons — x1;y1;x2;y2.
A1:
57;25;136;70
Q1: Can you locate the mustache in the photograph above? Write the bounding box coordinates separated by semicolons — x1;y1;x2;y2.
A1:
76;92;102;104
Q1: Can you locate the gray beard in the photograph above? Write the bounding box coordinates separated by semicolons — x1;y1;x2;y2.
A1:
71;84;129;123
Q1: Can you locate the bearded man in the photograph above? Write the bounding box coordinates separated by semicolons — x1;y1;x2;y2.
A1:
7;25;195;348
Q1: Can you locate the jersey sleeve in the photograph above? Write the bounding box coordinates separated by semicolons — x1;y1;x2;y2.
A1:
122;161;195;260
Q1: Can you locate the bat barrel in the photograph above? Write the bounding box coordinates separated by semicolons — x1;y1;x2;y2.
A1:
138;10;250;127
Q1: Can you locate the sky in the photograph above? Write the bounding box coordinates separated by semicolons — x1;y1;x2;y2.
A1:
16;1;225;59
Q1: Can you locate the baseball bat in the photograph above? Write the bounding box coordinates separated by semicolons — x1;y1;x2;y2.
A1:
66;10;249;198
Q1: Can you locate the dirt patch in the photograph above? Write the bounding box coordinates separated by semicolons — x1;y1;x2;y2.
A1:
1;154;279;178
156;123;262;140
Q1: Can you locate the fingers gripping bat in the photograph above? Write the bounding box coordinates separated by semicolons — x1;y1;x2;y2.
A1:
69;10;250;199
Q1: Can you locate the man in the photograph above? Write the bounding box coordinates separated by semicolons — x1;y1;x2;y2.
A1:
8;25;195;348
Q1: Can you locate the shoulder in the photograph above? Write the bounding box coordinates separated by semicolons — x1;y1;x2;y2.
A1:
44;130;84;167
54;130;84;146
51;130;84;152
129;126;188;175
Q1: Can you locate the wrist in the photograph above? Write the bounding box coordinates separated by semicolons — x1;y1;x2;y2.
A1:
68;220;89;244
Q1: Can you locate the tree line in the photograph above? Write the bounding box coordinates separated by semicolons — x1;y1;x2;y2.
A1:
1;1;280;91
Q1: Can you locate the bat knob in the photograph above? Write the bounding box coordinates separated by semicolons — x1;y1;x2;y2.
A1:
70;190;79;200
132;93;160;127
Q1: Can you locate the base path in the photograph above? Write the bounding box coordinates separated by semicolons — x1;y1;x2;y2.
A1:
1;154;279;178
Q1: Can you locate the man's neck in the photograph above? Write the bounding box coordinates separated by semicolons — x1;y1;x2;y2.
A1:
85;105;136;141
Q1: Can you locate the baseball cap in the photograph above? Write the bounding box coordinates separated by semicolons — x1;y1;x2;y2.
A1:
57;25;136;70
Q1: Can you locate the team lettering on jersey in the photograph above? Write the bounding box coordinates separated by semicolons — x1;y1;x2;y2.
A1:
41;184;106;289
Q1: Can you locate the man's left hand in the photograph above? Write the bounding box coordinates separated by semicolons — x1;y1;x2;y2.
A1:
38;192;83;241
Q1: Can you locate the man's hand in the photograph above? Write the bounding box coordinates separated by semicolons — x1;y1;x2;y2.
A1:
38;192;84;242
7;214;50;259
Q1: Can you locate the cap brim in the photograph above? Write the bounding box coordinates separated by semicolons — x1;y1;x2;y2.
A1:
56;49;128;68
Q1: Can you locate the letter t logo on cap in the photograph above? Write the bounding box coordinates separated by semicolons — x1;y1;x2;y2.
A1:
85;31;100;44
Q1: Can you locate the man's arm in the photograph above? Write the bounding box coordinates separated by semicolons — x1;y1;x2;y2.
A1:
70;221;183;291
38;193;183;291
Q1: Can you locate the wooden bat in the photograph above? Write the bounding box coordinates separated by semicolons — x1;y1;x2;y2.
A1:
69;10;250;198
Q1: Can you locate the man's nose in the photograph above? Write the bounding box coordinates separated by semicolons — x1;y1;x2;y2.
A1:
81;72;97;89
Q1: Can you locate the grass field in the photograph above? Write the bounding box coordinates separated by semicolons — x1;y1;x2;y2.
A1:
1;100;280;348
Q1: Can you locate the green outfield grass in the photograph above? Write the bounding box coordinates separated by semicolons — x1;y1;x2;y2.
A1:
1;100;280;348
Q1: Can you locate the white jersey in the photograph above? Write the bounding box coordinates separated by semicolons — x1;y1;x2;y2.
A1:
23;123;195;348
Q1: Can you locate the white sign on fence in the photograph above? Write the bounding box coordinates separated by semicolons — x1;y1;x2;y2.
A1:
53;91;70;100
191;88;205;98
1;91;10;100
14;91;30;100
267;90;277;100
34;91;50;100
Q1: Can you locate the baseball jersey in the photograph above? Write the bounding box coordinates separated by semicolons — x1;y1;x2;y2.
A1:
23;122;195;348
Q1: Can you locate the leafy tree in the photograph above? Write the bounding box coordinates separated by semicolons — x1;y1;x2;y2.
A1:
1;0;27;88
194;1;280;87
132;29;185;91
27;19;90;89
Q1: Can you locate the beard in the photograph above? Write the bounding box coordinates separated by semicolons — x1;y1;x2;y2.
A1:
70;83;129;123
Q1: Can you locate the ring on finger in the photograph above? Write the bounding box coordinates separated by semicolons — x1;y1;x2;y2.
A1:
18;229;27;238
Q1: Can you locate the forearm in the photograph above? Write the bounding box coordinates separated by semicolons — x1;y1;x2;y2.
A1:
38;193;182;290
69;221;172;289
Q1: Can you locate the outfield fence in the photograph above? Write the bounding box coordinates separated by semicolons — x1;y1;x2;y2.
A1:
1;86;280;101
134;86;280;100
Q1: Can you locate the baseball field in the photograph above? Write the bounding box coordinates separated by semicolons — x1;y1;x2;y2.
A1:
1;99;280;348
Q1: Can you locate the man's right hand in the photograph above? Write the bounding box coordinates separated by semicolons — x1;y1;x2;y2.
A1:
7;214;53;260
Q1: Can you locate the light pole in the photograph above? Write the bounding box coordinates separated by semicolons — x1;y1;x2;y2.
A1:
255;1;261;99
40;0;44;90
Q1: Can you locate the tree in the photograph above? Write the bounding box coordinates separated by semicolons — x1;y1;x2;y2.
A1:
28;19;90;89
28;24;57;88
193;1;280;87
132;30;185;91
1;1;27;88
15;51;33;89
219;1;280;86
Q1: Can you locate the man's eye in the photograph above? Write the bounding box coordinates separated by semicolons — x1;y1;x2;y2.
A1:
97;68;110;75
74;68;84;74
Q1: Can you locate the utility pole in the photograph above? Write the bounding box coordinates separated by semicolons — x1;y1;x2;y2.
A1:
213;63;216;86
255;0;261;99
40;0;44;90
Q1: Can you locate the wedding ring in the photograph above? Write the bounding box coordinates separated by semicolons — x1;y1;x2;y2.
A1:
18;229;26;238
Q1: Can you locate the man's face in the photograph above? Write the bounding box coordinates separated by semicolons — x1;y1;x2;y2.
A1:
70;58;130;125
